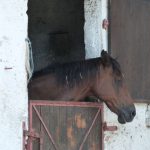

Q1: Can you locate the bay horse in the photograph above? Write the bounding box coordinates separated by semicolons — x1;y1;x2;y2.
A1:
28;50;136;124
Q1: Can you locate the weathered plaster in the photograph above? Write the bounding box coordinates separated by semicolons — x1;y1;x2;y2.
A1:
0;0;28;150
84;0;108;58
104;104;150;150
84;0;102;58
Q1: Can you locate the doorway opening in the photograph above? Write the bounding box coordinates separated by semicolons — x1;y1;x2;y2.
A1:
28;0;85;71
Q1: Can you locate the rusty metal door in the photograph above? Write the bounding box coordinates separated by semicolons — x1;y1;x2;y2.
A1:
25;101;104;150
110;0;150;101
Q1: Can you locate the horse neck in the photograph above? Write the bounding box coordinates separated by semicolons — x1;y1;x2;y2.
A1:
77;71;98;98
90;65;103;99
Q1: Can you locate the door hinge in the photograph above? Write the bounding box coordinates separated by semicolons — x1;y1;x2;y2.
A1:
23;122;43;150
103;122;118;131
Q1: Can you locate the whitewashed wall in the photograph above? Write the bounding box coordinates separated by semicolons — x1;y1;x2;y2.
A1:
0;0;28;150
84;0;101;58
84;0;150;150
84;0;108;58
104;104;150;150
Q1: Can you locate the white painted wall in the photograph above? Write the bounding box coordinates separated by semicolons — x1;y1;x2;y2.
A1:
101;0;108;51
84;0;101;58
104;104;150;150
0;0;28;150
84;0;108;59
84;0;150;150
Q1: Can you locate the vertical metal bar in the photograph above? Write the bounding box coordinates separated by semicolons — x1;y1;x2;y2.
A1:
79;108;101;150
28;102;33;150
33;106;58;150
22;122;26;150
101;105;104;150
40;130;44;150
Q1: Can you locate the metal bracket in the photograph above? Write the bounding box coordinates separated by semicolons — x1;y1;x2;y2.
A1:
103;122;118;131
23;122;43;150
24;129;41;139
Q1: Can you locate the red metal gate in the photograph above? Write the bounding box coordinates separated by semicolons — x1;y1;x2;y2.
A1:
23;101;117;150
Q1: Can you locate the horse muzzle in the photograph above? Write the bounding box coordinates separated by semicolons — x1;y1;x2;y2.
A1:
118;105;136;124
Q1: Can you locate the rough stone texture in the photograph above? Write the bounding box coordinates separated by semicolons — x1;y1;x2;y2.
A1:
0;0;28;150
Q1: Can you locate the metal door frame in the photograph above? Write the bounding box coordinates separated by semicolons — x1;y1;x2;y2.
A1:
24;100;106;150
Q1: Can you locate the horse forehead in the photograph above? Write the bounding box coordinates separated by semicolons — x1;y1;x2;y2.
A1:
102;66;123;80
100;66;113;77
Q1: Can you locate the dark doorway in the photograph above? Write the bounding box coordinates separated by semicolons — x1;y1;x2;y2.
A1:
28;0;85;71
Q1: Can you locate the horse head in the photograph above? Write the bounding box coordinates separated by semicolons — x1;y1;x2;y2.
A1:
94;50;136;124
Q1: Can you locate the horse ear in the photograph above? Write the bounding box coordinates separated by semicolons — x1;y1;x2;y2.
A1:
101;50;110;66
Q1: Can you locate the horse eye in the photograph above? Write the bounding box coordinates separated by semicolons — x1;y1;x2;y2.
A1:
115;79;122;86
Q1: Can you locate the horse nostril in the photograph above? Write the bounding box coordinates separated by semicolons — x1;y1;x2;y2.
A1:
131;110;136;117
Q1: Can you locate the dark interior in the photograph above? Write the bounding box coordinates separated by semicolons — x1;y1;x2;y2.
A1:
28;0;85;71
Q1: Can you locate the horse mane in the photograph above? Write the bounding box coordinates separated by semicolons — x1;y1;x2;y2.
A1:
32;55;122;87
110;57;122;77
